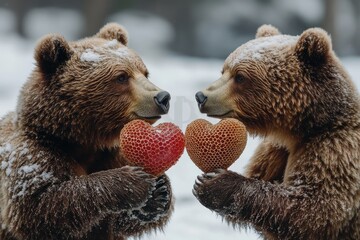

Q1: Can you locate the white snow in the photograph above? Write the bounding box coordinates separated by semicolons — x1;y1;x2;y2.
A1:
0;143;16;176
80;49;102;62
10;169;53;198
5;168;11;177
0;143;12;155
227;35;298;66
110;47;132;59
104;39;119;48
80;46;131;63
18;164;40;174
12;167;54;199
39;171;53;181
1;161;8;170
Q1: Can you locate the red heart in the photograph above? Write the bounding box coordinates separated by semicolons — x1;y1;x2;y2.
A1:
185;118;247;173
120;120;185;176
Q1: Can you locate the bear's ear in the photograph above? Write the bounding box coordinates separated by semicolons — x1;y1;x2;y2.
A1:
256;24;281;38
35;34;72;76
96;23;128;46
295;28;332;65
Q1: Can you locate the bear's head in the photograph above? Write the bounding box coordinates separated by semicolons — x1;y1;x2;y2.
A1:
196;25;358;143
17;23;170;149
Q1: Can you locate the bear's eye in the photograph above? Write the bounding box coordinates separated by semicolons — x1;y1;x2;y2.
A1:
234;74;244;83
117;73;129;83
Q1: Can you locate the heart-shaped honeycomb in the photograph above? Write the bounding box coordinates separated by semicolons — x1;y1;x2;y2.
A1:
120;120;185;176
185;118;247;172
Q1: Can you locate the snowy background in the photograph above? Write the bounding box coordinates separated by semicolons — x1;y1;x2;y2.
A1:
0;2;360;240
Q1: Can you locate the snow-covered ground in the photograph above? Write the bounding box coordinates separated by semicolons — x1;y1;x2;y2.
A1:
1;9;360;240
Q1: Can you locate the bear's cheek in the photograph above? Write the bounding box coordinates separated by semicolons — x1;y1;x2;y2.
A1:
233;80;269;117
110;96;134;120
90;90;134;127
233;81;253;108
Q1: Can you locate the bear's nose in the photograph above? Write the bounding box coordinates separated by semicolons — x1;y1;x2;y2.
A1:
195;91;207;109
154;91;171;114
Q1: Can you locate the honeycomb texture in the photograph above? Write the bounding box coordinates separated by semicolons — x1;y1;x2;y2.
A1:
120;120;185;176
185;118;247;173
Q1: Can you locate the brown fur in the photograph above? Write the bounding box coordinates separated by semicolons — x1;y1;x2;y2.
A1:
194;25;360;239
0;23;173;239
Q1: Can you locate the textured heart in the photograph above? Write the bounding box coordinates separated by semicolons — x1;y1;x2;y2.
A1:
185;118;247;172
120;120;185;176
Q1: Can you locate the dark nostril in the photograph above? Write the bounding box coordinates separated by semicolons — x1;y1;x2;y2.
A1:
195;91;207;108
156;91;171;106
154;91;171;114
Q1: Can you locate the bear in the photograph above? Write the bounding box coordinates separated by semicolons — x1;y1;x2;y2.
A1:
193;24;360;240
0;23;173;240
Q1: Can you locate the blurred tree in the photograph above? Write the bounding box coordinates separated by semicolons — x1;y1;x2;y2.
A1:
128;0;206;56
7;0;28;37
323;0;337;52
6;0;110;38
2;0;360;56
151;0;198;56
82;0;110;36
350;0;360;55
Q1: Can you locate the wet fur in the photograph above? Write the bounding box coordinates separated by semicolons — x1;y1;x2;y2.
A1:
0;23;173;239
194;25;360;239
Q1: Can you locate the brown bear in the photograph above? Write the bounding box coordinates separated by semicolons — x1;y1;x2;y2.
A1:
193;24;360;240
0;23;173;240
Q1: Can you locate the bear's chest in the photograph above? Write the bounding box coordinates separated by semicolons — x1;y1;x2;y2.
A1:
68;147;122;175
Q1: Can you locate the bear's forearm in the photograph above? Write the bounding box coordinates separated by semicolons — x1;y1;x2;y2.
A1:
223;179;328;239
223;179;290;221
14;168;153;239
